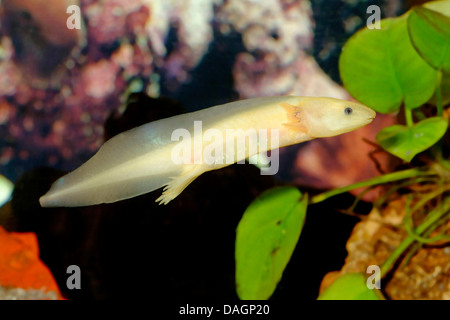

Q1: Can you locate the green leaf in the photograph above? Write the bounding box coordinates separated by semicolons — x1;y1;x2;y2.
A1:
423;0;450;17
376;117;448;162
317;273;382;300
419;2;450;105
408;6;450;71
235;187;307;300
339;15;436;113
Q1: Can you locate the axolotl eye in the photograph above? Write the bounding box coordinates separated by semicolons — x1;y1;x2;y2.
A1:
344;107;353;115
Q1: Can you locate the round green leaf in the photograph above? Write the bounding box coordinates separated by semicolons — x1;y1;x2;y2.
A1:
408;6;450;70
376;117;448;162
339;15;436;113
419;1;450;106
235;187;307;300
317;273;382;300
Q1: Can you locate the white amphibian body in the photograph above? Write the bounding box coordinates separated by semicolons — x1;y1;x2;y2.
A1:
39;96;376;207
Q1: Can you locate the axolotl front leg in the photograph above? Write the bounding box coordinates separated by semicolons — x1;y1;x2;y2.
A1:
156;164;208;205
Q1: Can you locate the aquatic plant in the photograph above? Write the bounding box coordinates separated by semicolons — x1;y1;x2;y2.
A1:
235;0;450;300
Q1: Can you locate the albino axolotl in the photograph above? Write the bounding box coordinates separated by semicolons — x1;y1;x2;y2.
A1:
39;96;375;207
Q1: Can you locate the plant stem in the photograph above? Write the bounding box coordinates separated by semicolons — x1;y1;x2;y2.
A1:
404;107;413;127
436;69;443;117
380;197;450;277
309;167;435;205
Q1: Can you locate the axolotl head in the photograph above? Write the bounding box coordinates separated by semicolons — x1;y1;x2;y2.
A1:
301;97;376;138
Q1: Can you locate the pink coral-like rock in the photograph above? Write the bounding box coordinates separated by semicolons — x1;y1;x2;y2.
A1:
84;0;144;45
82;60;119;99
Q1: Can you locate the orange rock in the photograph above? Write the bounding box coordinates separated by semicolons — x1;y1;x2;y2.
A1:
0;226;64;299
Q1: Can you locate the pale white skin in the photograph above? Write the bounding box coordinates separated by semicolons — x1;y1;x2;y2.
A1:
39;96;375;207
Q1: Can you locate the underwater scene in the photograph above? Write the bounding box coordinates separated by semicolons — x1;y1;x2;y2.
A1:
0;0;449;305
